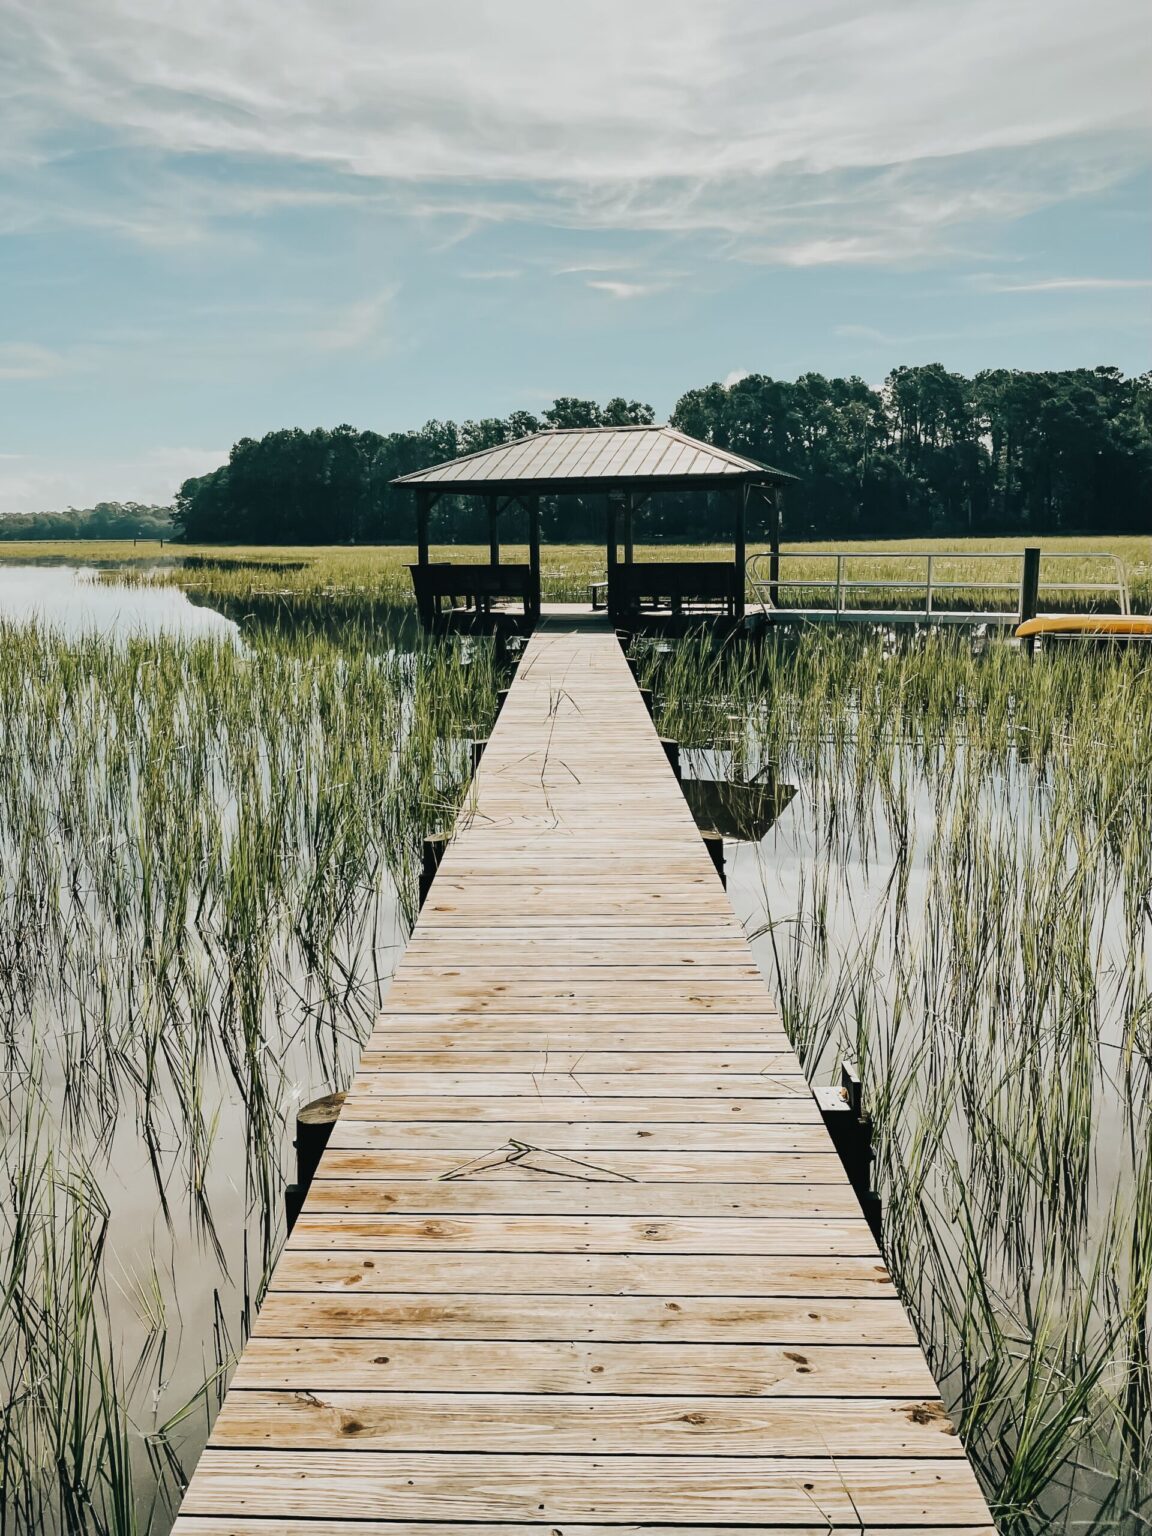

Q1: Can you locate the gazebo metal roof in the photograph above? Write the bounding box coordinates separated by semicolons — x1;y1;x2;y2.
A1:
392;424;794;494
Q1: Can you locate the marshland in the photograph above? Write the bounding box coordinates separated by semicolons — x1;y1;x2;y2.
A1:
0;544;1149;1534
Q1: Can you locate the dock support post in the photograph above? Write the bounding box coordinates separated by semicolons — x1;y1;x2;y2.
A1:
419;833;449;907
285;1092;346;1234
701;830;725;886
471;738;488;774
661;738;681;780
814;1061;882;1244
1019;546;1041;657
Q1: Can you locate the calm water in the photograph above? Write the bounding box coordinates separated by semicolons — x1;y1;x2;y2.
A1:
0;564;239;638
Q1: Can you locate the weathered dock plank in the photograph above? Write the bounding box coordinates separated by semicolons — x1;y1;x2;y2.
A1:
176;619;995;1534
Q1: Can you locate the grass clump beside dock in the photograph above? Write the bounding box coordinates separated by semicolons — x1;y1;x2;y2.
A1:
638;628;1152;1534
0;619;504;1534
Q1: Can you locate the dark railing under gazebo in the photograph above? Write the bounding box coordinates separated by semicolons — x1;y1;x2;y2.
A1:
392;424;795;631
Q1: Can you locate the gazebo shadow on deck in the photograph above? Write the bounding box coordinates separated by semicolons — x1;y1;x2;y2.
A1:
392;424;795;636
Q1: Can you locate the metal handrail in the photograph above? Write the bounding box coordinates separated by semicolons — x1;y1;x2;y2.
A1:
746;550;1130;620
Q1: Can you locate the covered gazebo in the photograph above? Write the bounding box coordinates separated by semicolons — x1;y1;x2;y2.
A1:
393;425;795;631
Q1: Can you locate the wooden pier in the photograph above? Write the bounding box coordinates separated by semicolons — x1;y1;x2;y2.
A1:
175;617;996;1535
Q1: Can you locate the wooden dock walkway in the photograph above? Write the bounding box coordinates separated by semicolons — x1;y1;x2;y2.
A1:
176;618;996;1535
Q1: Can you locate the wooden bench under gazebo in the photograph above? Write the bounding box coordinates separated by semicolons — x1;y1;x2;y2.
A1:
393;424;794;631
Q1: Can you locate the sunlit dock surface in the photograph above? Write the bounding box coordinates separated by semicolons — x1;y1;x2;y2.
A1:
175;614;996;1535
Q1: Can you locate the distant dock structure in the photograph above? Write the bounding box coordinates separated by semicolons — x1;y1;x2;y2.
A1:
395;423;793;631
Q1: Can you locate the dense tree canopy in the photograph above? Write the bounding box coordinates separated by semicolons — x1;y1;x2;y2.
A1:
10;369;1146;544
173;367;1147;543
674;365;1150;537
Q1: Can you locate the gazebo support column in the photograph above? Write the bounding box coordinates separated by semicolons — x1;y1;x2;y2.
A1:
415;488;433;629
624;492;635;566
526;496;541;625
735;487;748;618
769;487;782;608
487;495;500;567
416;488;431;569
606;491;619;621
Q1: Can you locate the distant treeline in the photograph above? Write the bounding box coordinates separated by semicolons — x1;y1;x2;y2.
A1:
0;502;172;541
50;365;1152;546
8;367;1149;545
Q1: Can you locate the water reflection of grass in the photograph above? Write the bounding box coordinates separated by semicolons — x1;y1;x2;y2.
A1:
0;617;504;1533
637;629;1152;1533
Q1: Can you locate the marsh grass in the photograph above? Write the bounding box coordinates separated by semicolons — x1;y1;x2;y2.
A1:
0;617;503;1534
638;628;1152;1533
0;534;1144;611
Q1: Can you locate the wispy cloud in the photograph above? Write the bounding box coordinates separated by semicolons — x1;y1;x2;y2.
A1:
979;276;1152;293
585;279;665;299
0;342;78;380
310;286;396;352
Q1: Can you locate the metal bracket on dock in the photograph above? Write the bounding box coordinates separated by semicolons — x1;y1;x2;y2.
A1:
285;1091;346;1235
813;1061;882;1245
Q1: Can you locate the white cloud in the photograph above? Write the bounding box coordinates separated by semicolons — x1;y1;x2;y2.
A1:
723;369;750;387
585;280;664;299
0;342;77;380
0;446;225;515
0;0;1146;260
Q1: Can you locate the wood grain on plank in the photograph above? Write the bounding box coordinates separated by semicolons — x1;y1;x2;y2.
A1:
285;1213;883;1256
209;1389;960;1456
231;1338;938;1397
270;1249;899;1297
298;1180;863;1218
252;1291;919;1345
331;1097;823;1126
181;1451;992;1525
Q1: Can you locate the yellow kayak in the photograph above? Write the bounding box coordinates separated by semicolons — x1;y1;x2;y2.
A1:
1015;615;1152;638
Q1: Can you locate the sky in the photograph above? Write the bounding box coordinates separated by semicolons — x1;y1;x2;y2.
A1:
0;0;1149;513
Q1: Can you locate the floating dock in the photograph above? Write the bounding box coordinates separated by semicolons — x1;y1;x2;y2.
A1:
176;616;996;1534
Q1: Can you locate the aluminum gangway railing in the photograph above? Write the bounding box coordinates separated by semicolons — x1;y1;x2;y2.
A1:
747;549;1130;625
